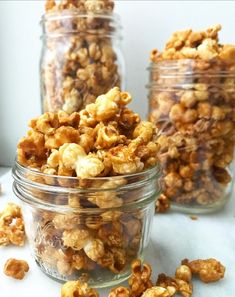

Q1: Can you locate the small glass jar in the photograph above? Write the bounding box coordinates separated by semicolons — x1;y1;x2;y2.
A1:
147;59;235;214
40;10;125;113
12;161;161;287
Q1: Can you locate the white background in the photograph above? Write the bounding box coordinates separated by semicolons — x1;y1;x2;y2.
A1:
1;0;235;166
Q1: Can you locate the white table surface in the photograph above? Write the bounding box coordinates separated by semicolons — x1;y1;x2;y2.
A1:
0;168;235;297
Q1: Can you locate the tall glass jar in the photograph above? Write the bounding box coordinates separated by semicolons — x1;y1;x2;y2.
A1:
40;11;125;113
147;59;235;214
12;161;161;287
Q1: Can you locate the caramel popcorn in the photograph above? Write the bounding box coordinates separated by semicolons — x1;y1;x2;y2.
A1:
149;25;235;209
18;87;158;177
0;203;25;246
63;229;91;250
61;280;99;297
182;258;225;283
108;287;131;297
16;87;159;283
107;258;225;297
4;258;29;280
156;194;170;213
42;0;121;114
128;259;153;297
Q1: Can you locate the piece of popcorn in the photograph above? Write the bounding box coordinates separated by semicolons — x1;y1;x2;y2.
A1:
108;287;131;297
0;203;25;247
182;258;225;283
83;239;105;262
61;280;99;297
95;122;126;149
4;258;29;280
59;143;104;178
62;229;91;250
175;265;192;282
62;88;83;114
141;287;170;297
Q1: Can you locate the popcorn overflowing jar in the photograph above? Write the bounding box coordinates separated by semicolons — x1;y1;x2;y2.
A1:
148;25;235;213
41;0;125;113
12;87;161;287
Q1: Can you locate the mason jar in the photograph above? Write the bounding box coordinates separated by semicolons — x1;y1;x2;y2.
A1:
40;10;125;113
147;59;235;214
12;161;161;287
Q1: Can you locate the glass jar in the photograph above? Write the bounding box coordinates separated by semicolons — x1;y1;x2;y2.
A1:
12;161;161;287
40;11;125;113
147;59;235;214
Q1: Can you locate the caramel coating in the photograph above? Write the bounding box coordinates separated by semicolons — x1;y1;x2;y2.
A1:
0;203;25;247
42;0;119;114
149;25;235;208
128;259;153;297
61;280;99;297
17;88;159;280
4;258;29;280
141;287;170;297
182;258;225;283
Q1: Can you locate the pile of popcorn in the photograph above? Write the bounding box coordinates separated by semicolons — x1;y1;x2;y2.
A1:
18;87;158;176
42;0;121;113
17;87;159;279
61;258;225;297
149;25;235;209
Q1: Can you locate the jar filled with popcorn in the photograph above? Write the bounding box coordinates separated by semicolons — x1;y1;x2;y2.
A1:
40;0;125;113
13;87;161;286
147;25;235;213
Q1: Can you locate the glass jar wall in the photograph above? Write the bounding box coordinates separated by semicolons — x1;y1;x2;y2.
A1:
12;161;161;287
147;59;235;213
40;11;125;113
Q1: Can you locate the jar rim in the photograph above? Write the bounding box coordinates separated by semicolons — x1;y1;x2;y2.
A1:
41;10;121;22
40;10;122;39
12;161;161;212
147;59;235;74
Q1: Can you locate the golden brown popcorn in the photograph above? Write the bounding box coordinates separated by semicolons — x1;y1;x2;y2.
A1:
61;280;99;297
30;112;59;135
4;258;29;280
62;229;91;250
98;222;123;248
141;287;170;297
156;274;178;296
108;287;131;297
94;122;126;149
17;130;47;168
175;279;193;297
45;126;80;149
128;259;153;297
175;265;192;283
109;145;144;175
58;143;105;178
157;270;193;297
83;239;105;262
56;249;75;276
0;203;25;247
53;213;82;230
182;258;225;283
156;194;170;213
16;86;159;281
149;25;235;209
118;108;140;132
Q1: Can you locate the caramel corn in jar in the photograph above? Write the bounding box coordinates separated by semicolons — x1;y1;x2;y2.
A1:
147;25;235;213
40;0;125;113
13;87;161;287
